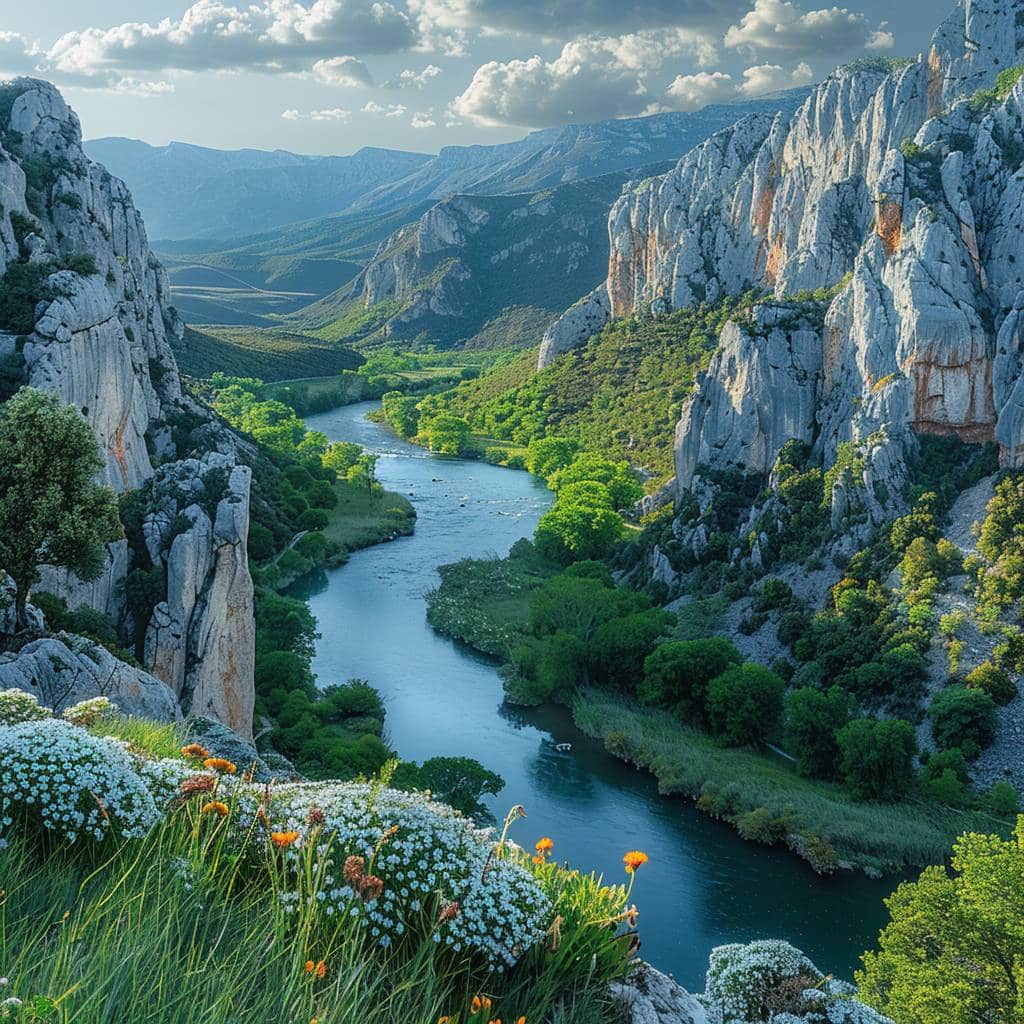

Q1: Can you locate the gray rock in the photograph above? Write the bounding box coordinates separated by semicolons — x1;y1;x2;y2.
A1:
186;717;299;783
610;963;707;1024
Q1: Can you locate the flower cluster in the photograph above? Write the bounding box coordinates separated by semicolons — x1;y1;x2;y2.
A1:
703;941;891;1024
239;781;551;969
0;719;159;845
61;696;115;728
0;689;51;726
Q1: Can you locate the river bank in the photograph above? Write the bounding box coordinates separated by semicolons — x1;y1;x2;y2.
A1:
299;401;897;990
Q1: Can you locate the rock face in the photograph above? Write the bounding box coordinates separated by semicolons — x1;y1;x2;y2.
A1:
610;963;708;1024
542;0;1024;517
0;79;256;734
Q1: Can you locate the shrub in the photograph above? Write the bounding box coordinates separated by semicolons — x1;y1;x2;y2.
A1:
0;688;51;725
784;686;852;780
297;507;329;531
705;663;785;748
61;696;115;728
638;638;742;720
0;718;158;845
930;686;996;753
964;660;1017;705
836;718;917;801
988;780;1019;816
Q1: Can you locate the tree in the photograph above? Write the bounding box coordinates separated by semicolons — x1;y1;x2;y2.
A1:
930;686;996;753
528;573;648;641
589;608;673;687
525;436;579;479
392;756;504;818
704;663;785;748
321;440;362;477
836;718;916;801
858;819;1024;1024
419;413;469;455
638;638;742;720
548;453;643;509
534;481;623;563
784;686;852;779
0;388;121;630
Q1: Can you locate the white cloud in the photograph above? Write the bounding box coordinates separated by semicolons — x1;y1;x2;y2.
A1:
725;0;894;56
281;106;351;121
45;0;419;86
362;100;408;117
0;32;43;76
663;60;813;110
450;29;716;128
312;55;373;87
384;64;442;89
740;60;814;94
664;71;738;111
411;109;436;127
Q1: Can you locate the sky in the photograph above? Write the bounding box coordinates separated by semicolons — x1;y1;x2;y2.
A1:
1;1;944;155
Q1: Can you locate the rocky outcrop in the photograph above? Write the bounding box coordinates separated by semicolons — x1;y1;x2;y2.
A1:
0;635;179;721
142;455;255;739
543;0;1024;524
538;285;611;367
610;963;707;1024
0;79;256;735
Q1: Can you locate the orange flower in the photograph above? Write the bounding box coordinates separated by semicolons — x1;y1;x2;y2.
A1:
304;961;315;974
534;837;554;854
315;961;327;980
471;994;492;1015
623;850;649;873
203;757;237;774
516;1018;526;1024
531;855;545;865
181;743;210;759
271;831;300;849
438;1018;451;1024
200;800;229;817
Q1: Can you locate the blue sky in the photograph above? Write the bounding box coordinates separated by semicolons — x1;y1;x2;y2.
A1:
2;1;943;154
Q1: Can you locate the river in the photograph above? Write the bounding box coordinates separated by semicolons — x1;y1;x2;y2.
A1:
301;401;896;991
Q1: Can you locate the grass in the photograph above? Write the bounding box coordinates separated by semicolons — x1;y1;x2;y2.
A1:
572;689;1012;877
174;325;363;382
0;715;636;1024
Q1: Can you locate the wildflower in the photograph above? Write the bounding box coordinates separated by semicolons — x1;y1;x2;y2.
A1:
304;961;315;974
359;874;384;902
438;1017;451;1024
201;801;229;817
306;806;325;827
623;850;649;873
534;837;553;855
178;775;216;796
438;900;460;923
316;961;327;979
471;994;492;1015
271;831;300;849
343;855;366;885
180;743;209;759
202;757;237;775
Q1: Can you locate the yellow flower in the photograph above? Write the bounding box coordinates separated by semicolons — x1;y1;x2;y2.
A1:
181;743;210;759
438;1017;451;1024
623;850;649;873
200;801;229;817
271;830;300;849
534;837;554;854
203;757;237;774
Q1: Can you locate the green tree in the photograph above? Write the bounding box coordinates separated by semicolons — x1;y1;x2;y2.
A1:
548;453;643;510
524;436;579;479
930;686;996;753
535;481;623;563
321;440;362;477
836;718;917;801
638;638;742;720
859;819;1024;1024
964;660;1017;706
528;573;648;641
784;685;852;779
589;608;673;687
419;413;469;455
704;663;785;748
0;388;121;629
392;756;503;818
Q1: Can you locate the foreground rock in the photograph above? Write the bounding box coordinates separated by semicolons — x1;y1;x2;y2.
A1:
611;964;707;1024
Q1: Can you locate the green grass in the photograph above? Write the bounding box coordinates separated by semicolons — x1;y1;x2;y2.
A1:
174;325;363;382
572;689;1012;876
87;715;186;760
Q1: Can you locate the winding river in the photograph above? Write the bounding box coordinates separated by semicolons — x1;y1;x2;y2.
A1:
300;401;897;990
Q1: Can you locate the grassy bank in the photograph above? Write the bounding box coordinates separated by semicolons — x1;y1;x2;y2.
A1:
261;478;415;591
572;689;1005;876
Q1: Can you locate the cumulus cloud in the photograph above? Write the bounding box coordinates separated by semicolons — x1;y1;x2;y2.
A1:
384;64;442;89
725;0;894;56
0;32;43;76
450;29;717;128
45;0;419;86
408;0;747;37
663;60;813;111
312;55;373;87
281;106;351;121
411;109;436;127
362;100;408;117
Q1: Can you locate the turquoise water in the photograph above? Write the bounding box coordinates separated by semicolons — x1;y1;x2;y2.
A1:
300;402;897;990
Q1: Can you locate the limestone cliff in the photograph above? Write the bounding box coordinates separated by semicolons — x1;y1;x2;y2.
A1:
0;79;255;736
540;0;1024;524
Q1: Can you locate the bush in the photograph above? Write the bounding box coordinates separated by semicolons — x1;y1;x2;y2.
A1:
988;780;1019;816
297;507;330;531
638;638;742;720
705;663;785;748
930;686;996;753
964;660;1017;705
0;688;51;725
836;718;917;801
784;686;852;780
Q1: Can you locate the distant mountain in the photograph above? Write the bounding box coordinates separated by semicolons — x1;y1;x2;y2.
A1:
89;90;810;244
346;89;812;216
82;138;432;240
